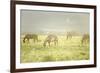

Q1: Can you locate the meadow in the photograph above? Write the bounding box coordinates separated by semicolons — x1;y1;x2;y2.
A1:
20;35;89;63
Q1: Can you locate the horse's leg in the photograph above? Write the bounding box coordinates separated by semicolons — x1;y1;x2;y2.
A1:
66;36;68;40
54;41;56;46
27;38;29;43
48;42;50;47
34;39;36;43
33;39;35;43
35;38;38;43
23;37;25;43
70;36;72;39
34;38;37;43
55;41;58;46
81;39;85;46
56;40;58;46
43;41;46;47
36;37;38;42
80;39;82;46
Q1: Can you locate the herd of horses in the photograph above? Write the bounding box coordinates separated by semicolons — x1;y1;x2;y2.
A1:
22;33;89;47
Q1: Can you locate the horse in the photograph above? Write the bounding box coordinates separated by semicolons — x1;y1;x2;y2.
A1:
43;34;58;47
23;34;38;43
66;32;72;40
81;34;89;45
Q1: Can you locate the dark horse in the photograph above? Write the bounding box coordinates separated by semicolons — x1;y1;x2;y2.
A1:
81;34;89;45
23;34;38;43
66;32;72;40
43;34;58;47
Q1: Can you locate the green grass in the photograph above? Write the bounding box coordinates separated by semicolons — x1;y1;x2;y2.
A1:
20;35;90;63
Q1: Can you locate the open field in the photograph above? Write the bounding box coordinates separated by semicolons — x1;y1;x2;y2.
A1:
20;35;89;63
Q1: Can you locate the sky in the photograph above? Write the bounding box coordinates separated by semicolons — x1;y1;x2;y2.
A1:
20;9;90;35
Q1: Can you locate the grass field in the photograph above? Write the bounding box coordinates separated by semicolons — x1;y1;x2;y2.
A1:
20;35;90;63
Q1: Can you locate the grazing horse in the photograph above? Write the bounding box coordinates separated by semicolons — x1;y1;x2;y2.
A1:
43;34;58;47
23;34;38;43
81;34;89;45
66;32;72;40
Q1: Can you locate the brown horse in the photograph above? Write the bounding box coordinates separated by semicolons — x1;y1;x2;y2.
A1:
43;34;58;47
81;34;89;45
23;34;38;43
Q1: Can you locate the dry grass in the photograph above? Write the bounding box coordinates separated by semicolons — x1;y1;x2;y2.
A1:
20;35;89;63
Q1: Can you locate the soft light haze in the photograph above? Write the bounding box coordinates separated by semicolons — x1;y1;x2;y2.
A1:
20;10;90;35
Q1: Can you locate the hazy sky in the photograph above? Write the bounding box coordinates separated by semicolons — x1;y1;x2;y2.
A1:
20;10;90;34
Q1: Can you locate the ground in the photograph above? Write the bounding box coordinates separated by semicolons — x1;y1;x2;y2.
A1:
20;35;89;63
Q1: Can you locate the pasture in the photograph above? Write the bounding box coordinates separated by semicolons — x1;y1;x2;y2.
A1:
20;35;90;63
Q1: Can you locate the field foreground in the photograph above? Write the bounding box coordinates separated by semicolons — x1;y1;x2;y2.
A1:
20;35;89;63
